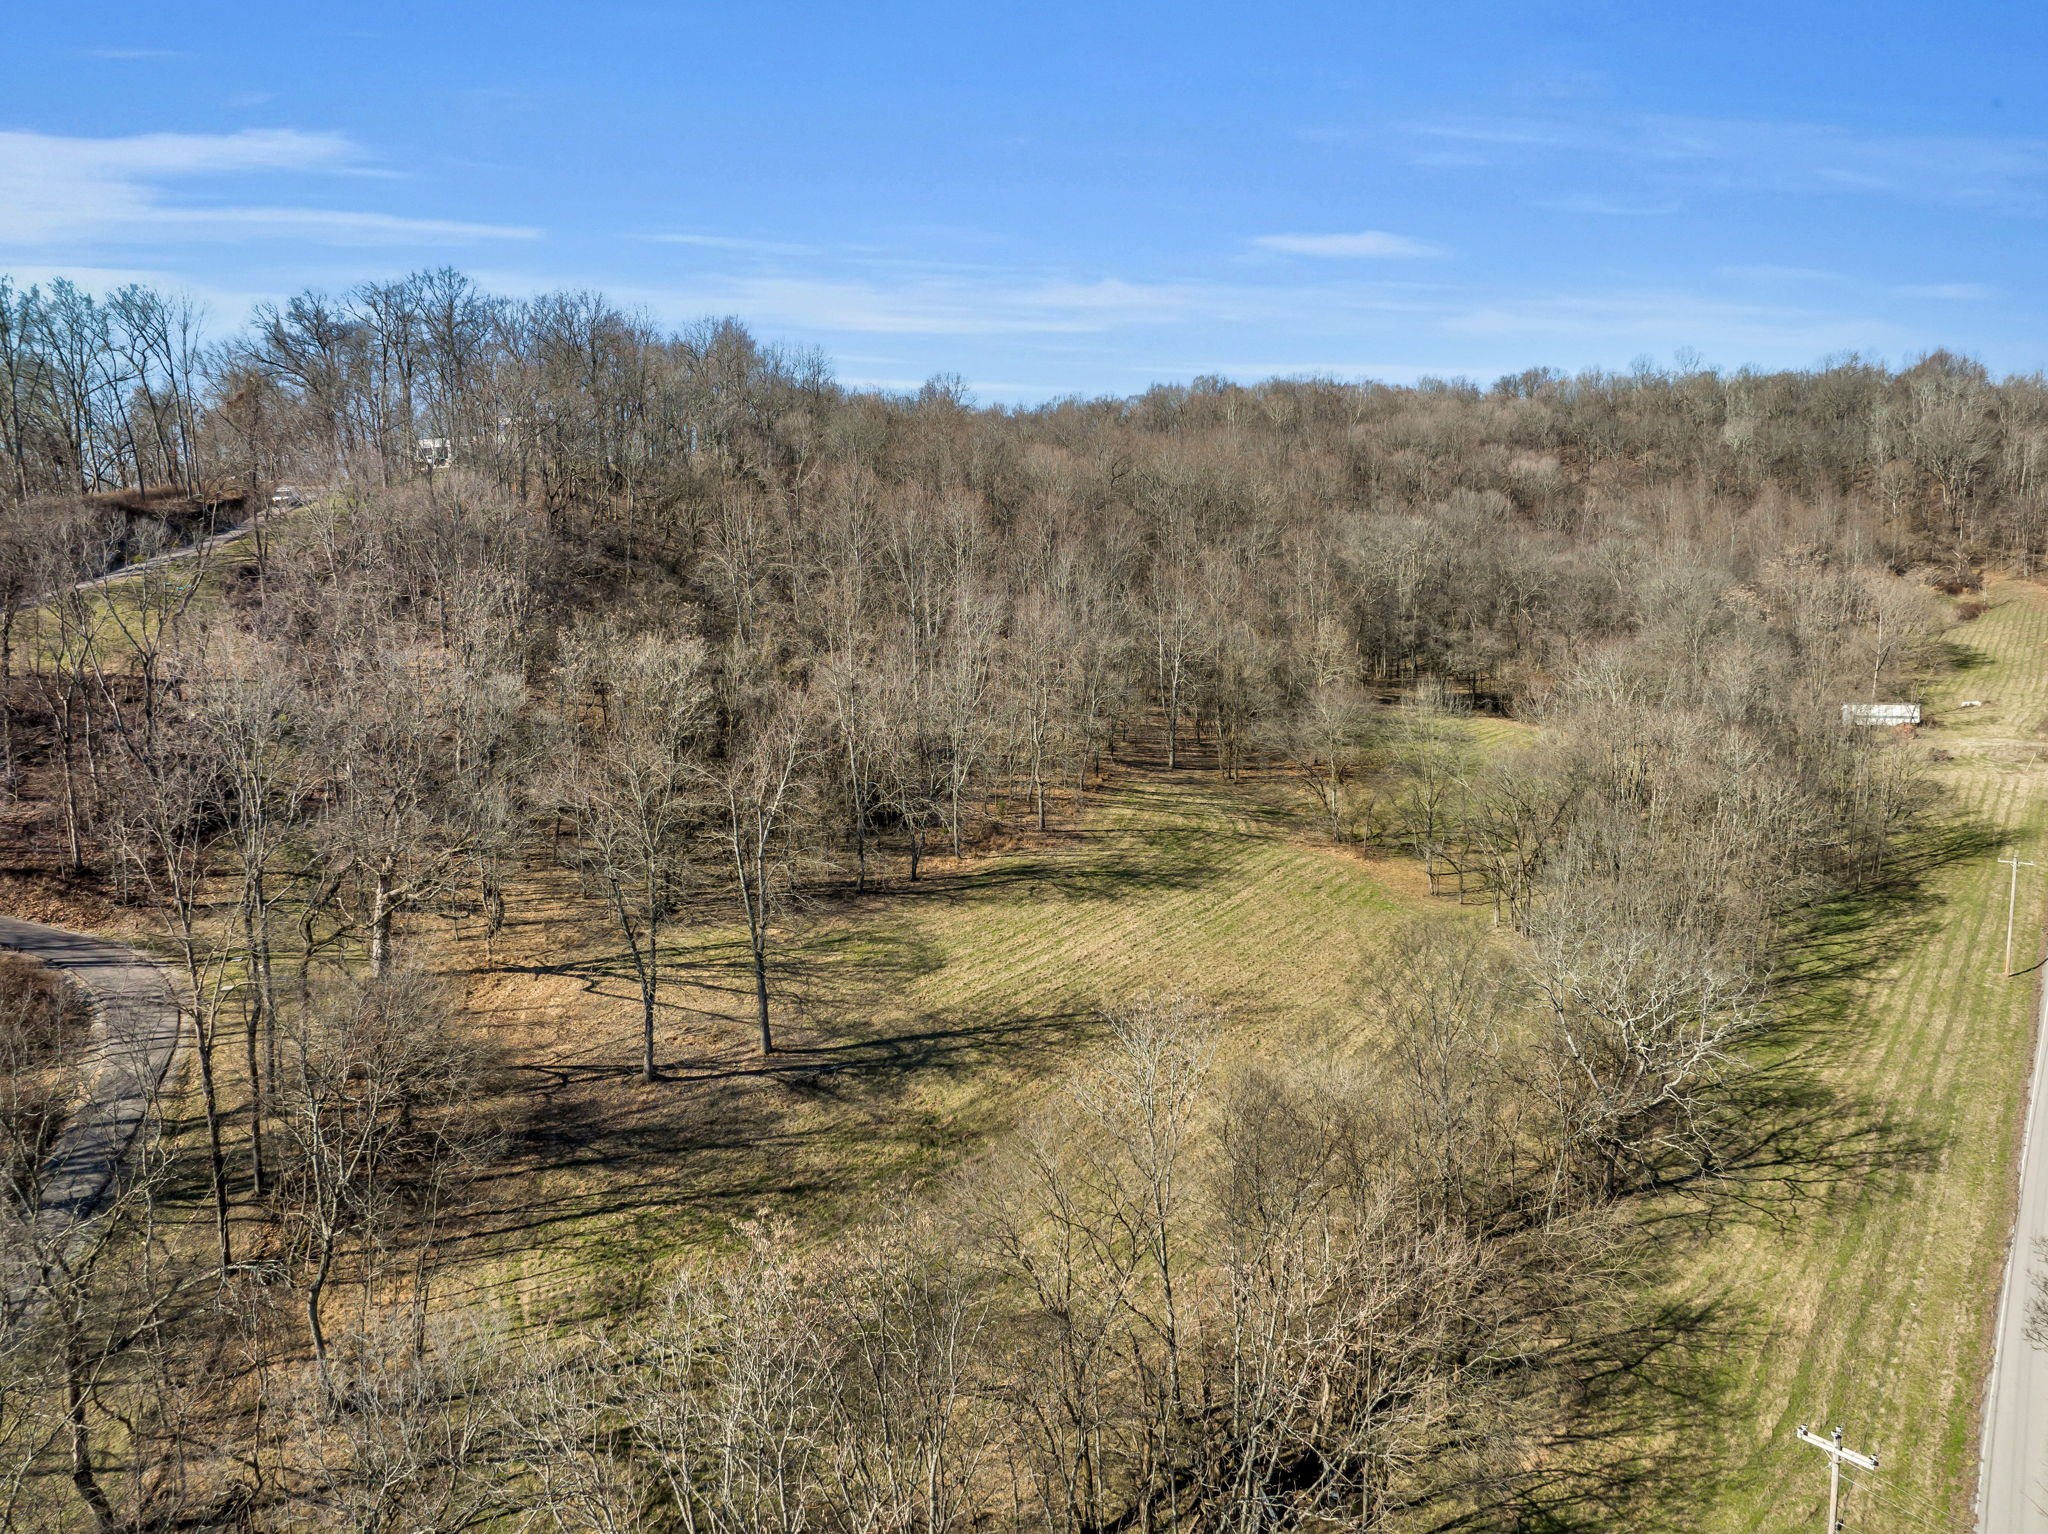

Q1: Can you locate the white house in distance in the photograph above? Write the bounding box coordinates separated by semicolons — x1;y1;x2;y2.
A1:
1842;702;1922;726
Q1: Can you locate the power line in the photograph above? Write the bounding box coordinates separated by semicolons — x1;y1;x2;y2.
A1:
1850;1477;1947;1534
1795;1424;1879;1532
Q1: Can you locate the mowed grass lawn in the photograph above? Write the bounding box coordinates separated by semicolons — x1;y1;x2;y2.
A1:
449;758;1462;1318
1677;578;2048;1533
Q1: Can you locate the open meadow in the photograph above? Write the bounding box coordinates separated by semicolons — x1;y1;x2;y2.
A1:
432;738;1463;1314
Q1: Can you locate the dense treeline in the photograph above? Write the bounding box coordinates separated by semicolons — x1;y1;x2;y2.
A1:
5;266;2048;568
0;268;1961;1529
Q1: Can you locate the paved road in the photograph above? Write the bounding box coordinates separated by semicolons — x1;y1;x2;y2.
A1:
0;916;183;1264
76;520;252;589
1980;966;2048;1530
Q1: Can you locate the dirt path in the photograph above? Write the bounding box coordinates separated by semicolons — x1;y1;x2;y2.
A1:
75;520;253;589
0;916;182;1256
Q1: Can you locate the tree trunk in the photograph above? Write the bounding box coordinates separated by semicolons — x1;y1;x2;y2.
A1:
846;733;868;895
0;608;14;799
241;887;269;1198
750;831;775;1054
307;1231;335;1404
368;867;395;974
65;1326;114;1533
57;713;84;873
640;919;660;1084
753;937;773;1055
191;1012;234;1269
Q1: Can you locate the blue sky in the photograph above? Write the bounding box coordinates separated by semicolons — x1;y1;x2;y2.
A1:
6;1;2047;400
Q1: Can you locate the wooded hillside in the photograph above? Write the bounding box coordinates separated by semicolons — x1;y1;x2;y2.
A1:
0;269;2002;1530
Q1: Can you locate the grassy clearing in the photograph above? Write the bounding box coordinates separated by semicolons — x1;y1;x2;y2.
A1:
1671;578;2048;1532
5;533;261;676
442;758;1460;1319
2;519;1488;1330
1463;713;1540;753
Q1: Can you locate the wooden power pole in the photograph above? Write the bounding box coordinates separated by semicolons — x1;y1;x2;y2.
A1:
2003;849;2038;978
1794;1424;1877;1531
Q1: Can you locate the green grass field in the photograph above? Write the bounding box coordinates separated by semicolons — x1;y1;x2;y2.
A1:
453;760;1460;1316
1668;579;2048;1532
6;530;259;676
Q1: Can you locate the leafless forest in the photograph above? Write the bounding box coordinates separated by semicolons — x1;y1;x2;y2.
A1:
0;269;2010;1528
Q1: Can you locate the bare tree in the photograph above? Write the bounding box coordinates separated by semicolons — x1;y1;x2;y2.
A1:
705;659;815;1055
274;968;494;1404
554;627;710;1080
1275;635;1371;842
310;621;523;975
1527;899;1763;1202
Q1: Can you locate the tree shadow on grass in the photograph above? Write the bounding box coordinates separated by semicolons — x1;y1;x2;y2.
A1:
451;975;1105;1310
1622;815;1994;1250
1501;809;2000;1529
1770;813;2002;996
1935;637;1997;674
512;916;951;1025
1471;1180;1850;1532
838;828;1230;911
1491;1296;1739;1534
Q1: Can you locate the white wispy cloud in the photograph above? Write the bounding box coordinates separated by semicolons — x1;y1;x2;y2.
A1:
1534;192;1680;217
1252;230;1445;258
1717;264;1843;284
1404;113;2048;210
472;181;1968;382
472;257;1445;341
476;248;1919;379
1160;359;1450;385
150;207;537;243
1437;290;1902;358
1711;264;2002;306
0;128;538;248
1714;268;1994;304
629;273;1262;335
649;233;819;256
1892;282;1995;301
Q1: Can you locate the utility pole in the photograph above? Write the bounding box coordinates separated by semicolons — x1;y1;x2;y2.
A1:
2002;849;2038;977
1794;1423;1877;1531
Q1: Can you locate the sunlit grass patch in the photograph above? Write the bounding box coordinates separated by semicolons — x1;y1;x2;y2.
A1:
446;762;1446;1318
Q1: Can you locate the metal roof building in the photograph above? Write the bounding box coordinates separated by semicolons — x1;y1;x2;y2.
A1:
1841;702;1921;726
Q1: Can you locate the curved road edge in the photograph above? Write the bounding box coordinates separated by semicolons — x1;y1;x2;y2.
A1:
0;915;184;1234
